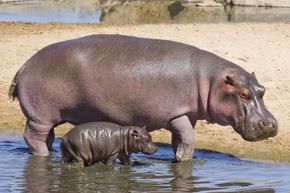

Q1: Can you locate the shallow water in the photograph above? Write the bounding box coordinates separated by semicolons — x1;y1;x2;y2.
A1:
0;0;290;23
0;132;290;192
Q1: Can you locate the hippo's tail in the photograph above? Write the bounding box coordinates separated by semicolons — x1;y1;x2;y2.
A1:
9;64;26;101
9;76;18;101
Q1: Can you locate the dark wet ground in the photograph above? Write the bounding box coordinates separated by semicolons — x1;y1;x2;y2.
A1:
1;131;290;193
0;0;290;24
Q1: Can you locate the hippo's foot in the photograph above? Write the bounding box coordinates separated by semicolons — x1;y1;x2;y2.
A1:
174;143;194;162
170;115;195;162
24;120;53;156
105;154;118;165
24;136;49;156
77;161;85;167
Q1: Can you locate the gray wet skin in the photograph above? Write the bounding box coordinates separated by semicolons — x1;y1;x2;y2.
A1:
9;35;278;161
61;122;157;167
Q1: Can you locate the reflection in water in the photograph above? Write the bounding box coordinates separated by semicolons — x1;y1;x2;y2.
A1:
170;160;222;192
170;160;195;192
0;0;290;23
58;165;133;193
0;135;289;192
23;156;56;193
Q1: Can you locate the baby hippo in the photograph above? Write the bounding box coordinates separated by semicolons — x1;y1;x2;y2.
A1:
61;122;157;167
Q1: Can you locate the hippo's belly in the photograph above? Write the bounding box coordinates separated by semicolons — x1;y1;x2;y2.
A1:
64;96;191;131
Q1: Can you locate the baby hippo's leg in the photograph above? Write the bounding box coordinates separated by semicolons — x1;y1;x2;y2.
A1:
60;141;86;167
118;153;130;165
72;154;86;167
105;154;119;165
61;146;73;163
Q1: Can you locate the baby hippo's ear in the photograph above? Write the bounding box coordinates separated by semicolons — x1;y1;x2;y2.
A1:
131;129;140;139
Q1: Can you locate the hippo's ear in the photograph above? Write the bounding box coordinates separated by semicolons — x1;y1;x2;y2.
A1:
141;125;146;130
251;71;258;81
225;75;235;86
251;72;256;77
222;73;237;93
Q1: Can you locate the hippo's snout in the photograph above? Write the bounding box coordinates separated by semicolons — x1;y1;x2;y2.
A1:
142;143;158;155
238;119;278;142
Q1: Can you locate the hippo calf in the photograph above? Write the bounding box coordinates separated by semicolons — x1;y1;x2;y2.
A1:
61;122;157;167
10;34;278;161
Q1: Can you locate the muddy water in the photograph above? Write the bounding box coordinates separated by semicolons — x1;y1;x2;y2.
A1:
1;1;290;24
1;132;290;192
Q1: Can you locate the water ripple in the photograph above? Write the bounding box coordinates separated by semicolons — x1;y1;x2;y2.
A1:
0;133;289;192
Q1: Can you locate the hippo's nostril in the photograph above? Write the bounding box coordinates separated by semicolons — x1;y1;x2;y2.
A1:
270;122;275;128
267;119;278;129
263;121;268;127
258;120;266;127
258;119;278;128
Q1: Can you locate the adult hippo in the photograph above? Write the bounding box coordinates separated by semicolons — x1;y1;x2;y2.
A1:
9;35;278;161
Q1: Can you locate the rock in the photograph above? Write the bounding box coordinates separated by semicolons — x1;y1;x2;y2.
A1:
100;0;225;24
100;1;171;24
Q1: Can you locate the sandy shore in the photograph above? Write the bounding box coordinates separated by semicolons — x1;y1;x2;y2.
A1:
0;22;289;162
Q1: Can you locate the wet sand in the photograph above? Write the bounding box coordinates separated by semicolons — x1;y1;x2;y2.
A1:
0;22;289;162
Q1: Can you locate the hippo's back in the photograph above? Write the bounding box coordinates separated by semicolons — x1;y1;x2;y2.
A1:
13;35;202;129
63;122;122;142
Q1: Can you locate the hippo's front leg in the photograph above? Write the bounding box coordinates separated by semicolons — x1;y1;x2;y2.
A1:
118;153;130;165
24;120;53;156
170;115;195;162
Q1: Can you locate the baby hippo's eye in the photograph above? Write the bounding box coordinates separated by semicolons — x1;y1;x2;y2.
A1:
141;136;151;143
142;137;149;141
239;89;251;100
148;135;152;140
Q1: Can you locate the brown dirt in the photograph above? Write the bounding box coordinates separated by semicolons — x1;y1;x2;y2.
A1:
1;22;289;162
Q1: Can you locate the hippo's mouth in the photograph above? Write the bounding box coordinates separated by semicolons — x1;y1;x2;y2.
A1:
141;144;158;155
235;121;278;142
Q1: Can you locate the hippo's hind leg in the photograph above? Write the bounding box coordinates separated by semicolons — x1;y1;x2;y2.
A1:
60;144;73;163
24;120;54;156
60;141;85;167
170;115;195;162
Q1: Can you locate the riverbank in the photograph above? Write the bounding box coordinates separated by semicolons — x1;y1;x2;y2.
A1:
0;22;289;162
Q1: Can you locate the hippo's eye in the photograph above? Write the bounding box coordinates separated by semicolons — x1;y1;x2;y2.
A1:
239;89;251;100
